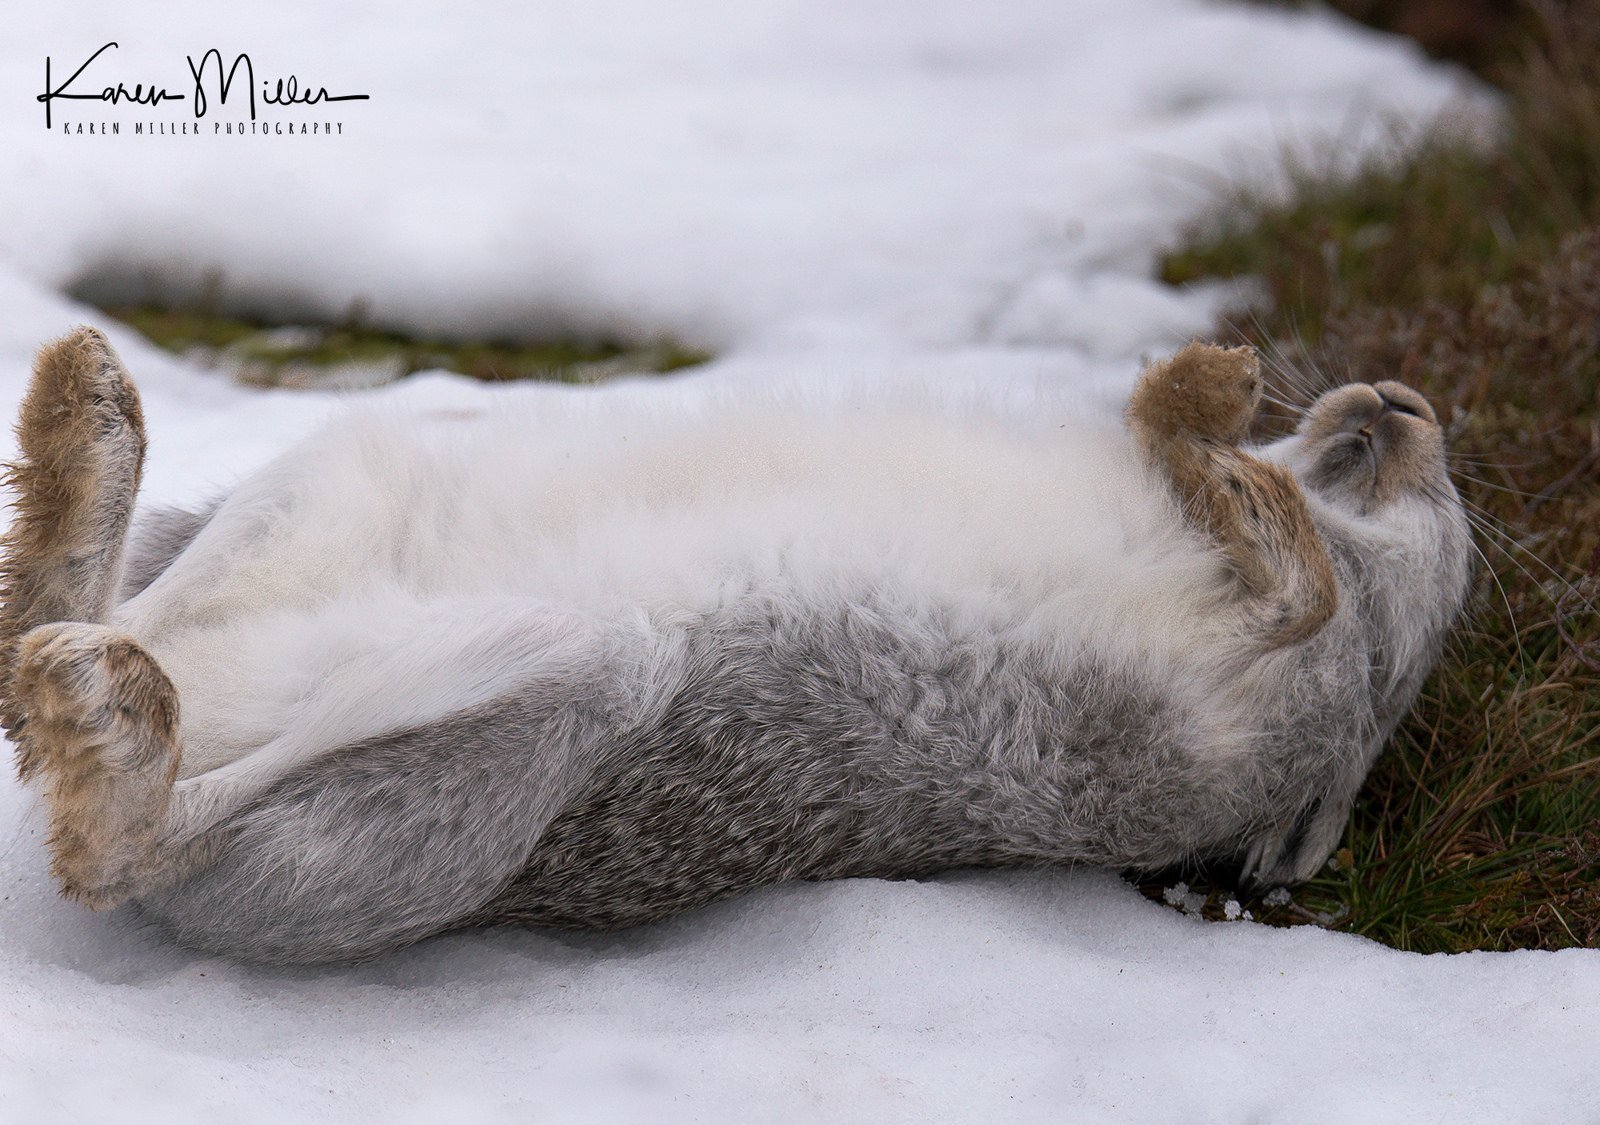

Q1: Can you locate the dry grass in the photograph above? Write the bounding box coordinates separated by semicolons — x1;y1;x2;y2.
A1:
1152;0;1600;951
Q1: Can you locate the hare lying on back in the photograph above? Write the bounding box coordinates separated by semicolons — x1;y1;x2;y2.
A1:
0;329;1471;963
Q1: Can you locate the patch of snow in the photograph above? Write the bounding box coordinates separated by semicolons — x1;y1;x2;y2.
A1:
0;0;1484;361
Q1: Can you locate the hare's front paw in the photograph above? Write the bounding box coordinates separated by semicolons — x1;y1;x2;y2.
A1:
1236;793;1347;893
1128;341;1261;445
11;622;179;909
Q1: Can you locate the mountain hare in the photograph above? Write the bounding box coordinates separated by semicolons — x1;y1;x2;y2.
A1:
0;328;1471;963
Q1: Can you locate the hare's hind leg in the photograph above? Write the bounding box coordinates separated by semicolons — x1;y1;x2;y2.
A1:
0;330;214;906
140;661;627;965
1127;342;1337;646
0;328;145;697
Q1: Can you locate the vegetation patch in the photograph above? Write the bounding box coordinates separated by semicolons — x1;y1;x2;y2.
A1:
1150;0;1600;951
92;298;710;391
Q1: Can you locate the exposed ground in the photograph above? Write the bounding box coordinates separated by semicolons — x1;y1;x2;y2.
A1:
96;298;708;390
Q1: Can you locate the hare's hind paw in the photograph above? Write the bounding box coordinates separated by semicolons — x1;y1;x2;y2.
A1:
16;327;145;457
1128;341;1261;445
0;327;148;738
0;329;148;725
11;622;179;910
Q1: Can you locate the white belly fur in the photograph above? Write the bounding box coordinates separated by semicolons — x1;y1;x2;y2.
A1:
112;388;1235;811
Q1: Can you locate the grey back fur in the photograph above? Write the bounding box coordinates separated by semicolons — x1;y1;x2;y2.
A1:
143;525;1460;963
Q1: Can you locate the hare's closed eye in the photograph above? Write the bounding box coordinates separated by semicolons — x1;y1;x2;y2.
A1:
1371;381;1437;423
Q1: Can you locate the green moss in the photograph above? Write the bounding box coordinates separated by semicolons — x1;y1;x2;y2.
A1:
101;304;711;389
108;306;261;353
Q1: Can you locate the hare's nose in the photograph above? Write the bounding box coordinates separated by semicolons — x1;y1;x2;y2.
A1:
1360;401;1391;438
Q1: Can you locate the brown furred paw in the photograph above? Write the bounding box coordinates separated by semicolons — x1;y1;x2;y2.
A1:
15;327;145;470
1128;341;1262;445
0;328;149;736
10;622;179;909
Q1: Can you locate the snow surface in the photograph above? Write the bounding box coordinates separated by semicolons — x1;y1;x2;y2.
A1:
3;1;1596;1120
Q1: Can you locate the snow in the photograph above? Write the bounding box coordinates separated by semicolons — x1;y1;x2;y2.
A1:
2;0;1594;1120
5;0;1479;357
4;869;1598;1119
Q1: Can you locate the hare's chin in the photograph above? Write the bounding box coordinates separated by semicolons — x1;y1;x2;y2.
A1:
1306;432;1377;495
